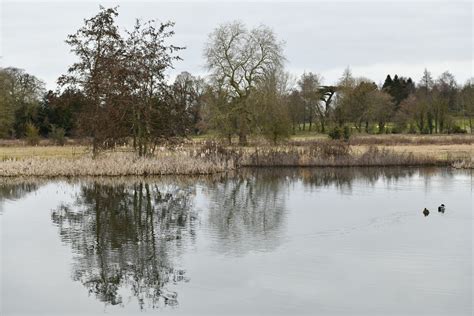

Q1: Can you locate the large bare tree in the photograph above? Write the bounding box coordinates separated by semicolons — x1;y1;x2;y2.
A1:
204;21;285;145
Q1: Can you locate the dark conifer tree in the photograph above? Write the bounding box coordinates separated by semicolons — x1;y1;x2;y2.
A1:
382;74;393;91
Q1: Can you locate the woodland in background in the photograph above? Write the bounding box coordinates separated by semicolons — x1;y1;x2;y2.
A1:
0;7;473;156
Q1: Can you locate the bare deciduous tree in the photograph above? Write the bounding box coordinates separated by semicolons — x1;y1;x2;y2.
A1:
367;90;393;133
171;72;207;134
204;21;285;145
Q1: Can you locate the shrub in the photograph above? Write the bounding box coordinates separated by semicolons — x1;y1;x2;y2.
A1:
328;126;351;141
408;124;417;134
196;140;241;166
25;122;40;146
342;126;351;141
448;125;467;134
390;126;402;134
328;127;342;140
49;125;66;146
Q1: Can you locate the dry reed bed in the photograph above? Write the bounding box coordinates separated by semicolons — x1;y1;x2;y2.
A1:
240;144;443;167
0;141;468;177
0;151;237;177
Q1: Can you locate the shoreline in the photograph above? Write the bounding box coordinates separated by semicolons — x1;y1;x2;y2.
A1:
1;141;472;177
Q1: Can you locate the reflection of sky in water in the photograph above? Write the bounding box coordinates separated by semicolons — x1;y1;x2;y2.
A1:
1;168;472;315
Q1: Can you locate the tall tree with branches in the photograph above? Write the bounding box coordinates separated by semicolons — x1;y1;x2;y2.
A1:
204;21;285;145
58;6;126;156
123;19;183;155
59;7;183;156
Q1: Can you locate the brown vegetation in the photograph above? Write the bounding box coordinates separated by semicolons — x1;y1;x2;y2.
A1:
451;157;474;169
1;135;471;176
0;145;238;177
241;143;440;167
0;145;446;177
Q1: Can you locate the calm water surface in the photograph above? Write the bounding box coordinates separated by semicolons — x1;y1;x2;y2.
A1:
1;168;472;315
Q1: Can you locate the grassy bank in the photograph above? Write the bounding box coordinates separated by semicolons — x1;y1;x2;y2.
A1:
0;135;472;176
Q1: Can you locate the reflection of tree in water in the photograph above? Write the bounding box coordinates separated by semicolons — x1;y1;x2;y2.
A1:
206;169;289;254
204;167;449;254
51;181;197;310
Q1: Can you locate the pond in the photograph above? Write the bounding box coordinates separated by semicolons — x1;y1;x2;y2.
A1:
1;168;472;315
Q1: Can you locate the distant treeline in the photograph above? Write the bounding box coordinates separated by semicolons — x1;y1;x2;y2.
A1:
0;7;472;154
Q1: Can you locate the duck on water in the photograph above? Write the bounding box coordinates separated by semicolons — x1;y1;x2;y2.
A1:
423;204;446;217
438;204;446;213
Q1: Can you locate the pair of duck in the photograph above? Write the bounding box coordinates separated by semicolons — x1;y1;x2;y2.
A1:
423;204;445;216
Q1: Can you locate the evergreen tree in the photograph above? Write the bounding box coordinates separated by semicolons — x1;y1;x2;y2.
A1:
382;74;415;108
382;74;393;90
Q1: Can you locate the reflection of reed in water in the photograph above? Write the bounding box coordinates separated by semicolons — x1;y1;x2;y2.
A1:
253;167;449;192
0;180;41;214
0;182;40;202
51;181;196;310
296;167;417;190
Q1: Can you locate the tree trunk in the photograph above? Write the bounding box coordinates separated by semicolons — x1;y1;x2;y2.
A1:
238;132;247;146
238;112;248;146
378;122;385;134
92;138;99;158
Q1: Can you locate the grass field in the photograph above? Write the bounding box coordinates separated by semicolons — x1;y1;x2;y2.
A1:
0;146;88;160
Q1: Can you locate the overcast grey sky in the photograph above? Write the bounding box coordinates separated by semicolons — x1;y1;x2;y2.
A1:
1;0;472;89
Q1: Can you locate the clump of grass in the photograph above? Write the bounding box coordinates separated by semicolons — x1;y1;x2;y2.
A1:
196;140;242;165
451;157;473;169
25;123;40;146
49;126;66;146
355;146;422;166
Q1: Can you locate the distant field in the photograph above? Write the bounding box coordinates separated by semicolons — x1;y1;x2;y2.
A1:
0;146;88;160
